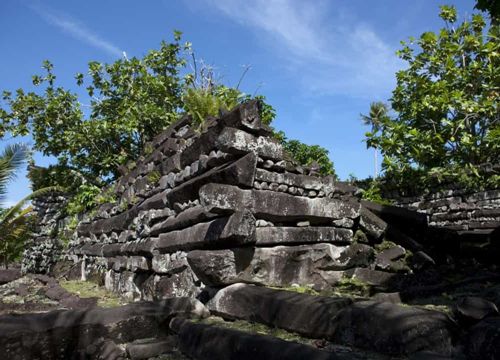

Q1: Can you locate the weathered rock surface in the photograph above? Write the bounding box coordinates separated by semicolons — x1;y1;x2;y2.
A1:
170;317;339;360
126;337;179;359
188;244;374;288
207;283;353;338
455;296;499;323
467;316;500;360
0;268;21;285
0;298;208;359
330;301;458;356
255;226;353;245
200;184;361;222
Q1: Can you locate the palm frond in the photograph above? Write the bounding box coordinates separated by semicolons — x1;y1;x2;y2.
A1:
0;186;65;228
0;144;29;201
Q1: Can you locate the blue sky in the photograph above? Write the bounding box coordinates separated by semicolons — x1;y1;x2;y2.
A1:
0;0;477;205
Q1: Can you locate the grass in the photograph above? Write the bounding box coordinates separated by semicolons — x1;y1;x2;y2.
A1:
198;316;315;345
60;280;127;308
272;278;371;299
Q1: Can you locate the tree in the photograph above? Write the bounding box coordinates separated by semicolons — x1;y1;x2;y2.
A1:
274;131;336;177
475;0;499;24
0;33;188;182
0;144;62;268
365;5;499;189
361;102;391;178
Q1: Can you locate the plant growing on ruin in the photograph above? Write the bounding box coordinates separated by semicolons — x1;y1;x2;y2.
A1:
364;5;499;191
1;30;339;216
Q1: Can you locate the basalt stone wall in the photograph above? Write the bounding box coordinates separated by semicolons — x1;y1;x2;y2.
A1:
395;189;500;232
61;101;421;301
22;194;69;274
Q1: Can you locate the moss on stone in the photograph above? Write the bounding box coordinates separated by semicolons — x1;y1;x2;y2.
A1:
353;230;368;244
198;316;315;345
375;239;398;252
60;280;126;308
333;277;372;297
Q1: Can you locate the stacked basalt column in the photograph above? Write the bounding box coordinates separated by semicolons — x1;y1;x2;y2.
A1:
22;193;69;274
67;100;411;301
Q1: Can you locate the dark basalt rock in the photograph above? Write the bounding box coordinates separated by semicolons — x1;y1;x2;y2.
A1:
359;207;387;241
165;152;257;205
255;226;354;245
454;296;499;324
187;243;374;288
207;283;353;339
330;301;458;356
200;183;360;221
0;298;208;359
170;317;339;360
0;269;21;285
126;337;178;359
467;316;500;360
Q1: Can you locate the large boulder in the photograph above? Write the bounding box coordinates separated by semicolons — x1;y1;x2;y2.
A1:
330;301;458;356
0;269;22;285
466;316;500;360
170;317;339;360
188;244;374;289
207;283;352;339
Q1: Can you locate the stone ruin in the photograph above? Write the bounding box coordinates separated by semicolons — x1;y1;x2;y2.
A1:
4;100;500;359
64;100;426;301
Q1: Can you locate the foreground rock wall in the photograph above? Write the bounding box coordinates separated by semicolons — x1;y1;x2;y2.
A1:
62;101;417;301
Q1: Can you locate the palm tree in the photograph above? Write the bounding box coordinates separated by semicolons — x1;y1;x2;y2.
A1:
361;102;390;178
0;144;62;268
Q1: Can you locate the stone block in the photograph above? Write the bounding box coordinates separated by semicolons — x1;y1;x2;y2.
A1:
188;243;374;288
166;152;257;206
207;283;352;339
255;226;353;245
170;318;337;360
331;301;458;356
153;211;256;253
200;184;360;222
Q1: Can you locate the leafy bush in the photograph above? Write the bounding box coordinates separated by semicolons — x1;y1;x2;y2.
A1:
274;131;336;177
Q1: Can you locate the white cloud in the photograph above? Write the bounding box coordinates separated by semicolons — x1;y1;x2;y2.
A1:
29;2;124;58
200;0;403;98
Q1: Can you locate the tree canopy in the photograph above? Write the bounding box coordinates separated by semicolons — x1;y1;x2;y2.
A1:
1;33;187;182
0;32;336;210
364;5;499;191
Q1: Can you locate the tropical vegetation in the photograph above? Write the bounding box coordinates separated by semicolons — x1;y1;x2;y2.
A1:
362;5;499;195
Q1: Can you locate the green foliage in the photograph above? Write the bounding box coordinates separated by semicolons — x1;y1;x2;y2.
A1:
253;95;276;125
0;144;29;201
274;131;337;177
66;183;116;216
1;34;188;182
2;31;339;217
335;277;371;297
65;183;101;215
475;0;499;24
60;280;126;307
0;207;33;268
360;180;393;205
182;85;241;127
0;144;63;267
365;6;499;191
146;170;161;185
